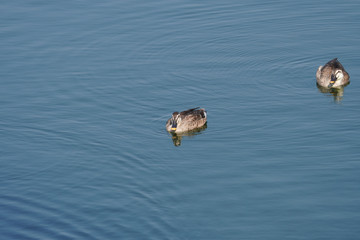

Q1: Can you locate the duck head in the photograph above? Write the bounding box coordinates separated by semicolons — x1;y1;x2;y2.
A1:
328;69;344;88
170;112;180;132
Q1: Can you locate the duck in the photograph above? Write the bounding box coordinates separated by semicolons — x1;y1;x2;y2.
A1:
316;58;350;88
166;107;207;133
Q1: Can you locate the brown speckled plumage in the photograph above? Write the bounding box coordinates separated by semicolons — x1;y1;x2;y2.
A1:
316;58;350;88
166;107;207;133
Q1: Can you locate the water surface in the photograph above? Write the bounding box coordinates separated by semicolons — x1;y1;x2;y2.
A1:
1;0;360;239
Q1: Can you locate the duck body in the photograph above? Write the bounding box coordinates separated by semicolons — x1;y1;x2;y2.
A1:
166;107;207;133
316;58;350;88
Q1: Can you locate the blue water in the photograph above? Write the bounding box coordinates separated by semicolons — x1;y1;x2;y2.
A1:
1;0;360;239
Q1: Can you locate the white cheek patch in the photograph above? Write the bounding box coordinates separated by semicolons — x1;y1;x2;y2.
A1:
335;70;344;79
331;70;344;87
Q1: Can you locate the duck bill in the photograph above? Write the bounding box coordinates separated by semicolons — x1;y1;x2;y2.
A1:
328;74;337;88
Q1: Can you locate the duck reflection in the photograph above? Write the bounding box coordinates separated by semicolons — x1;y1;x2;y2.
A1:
169;123;207;147
316;83;349;103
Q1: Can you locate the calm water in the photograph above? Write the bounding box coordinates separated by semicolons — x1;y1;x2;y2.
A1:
1;0;360;239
